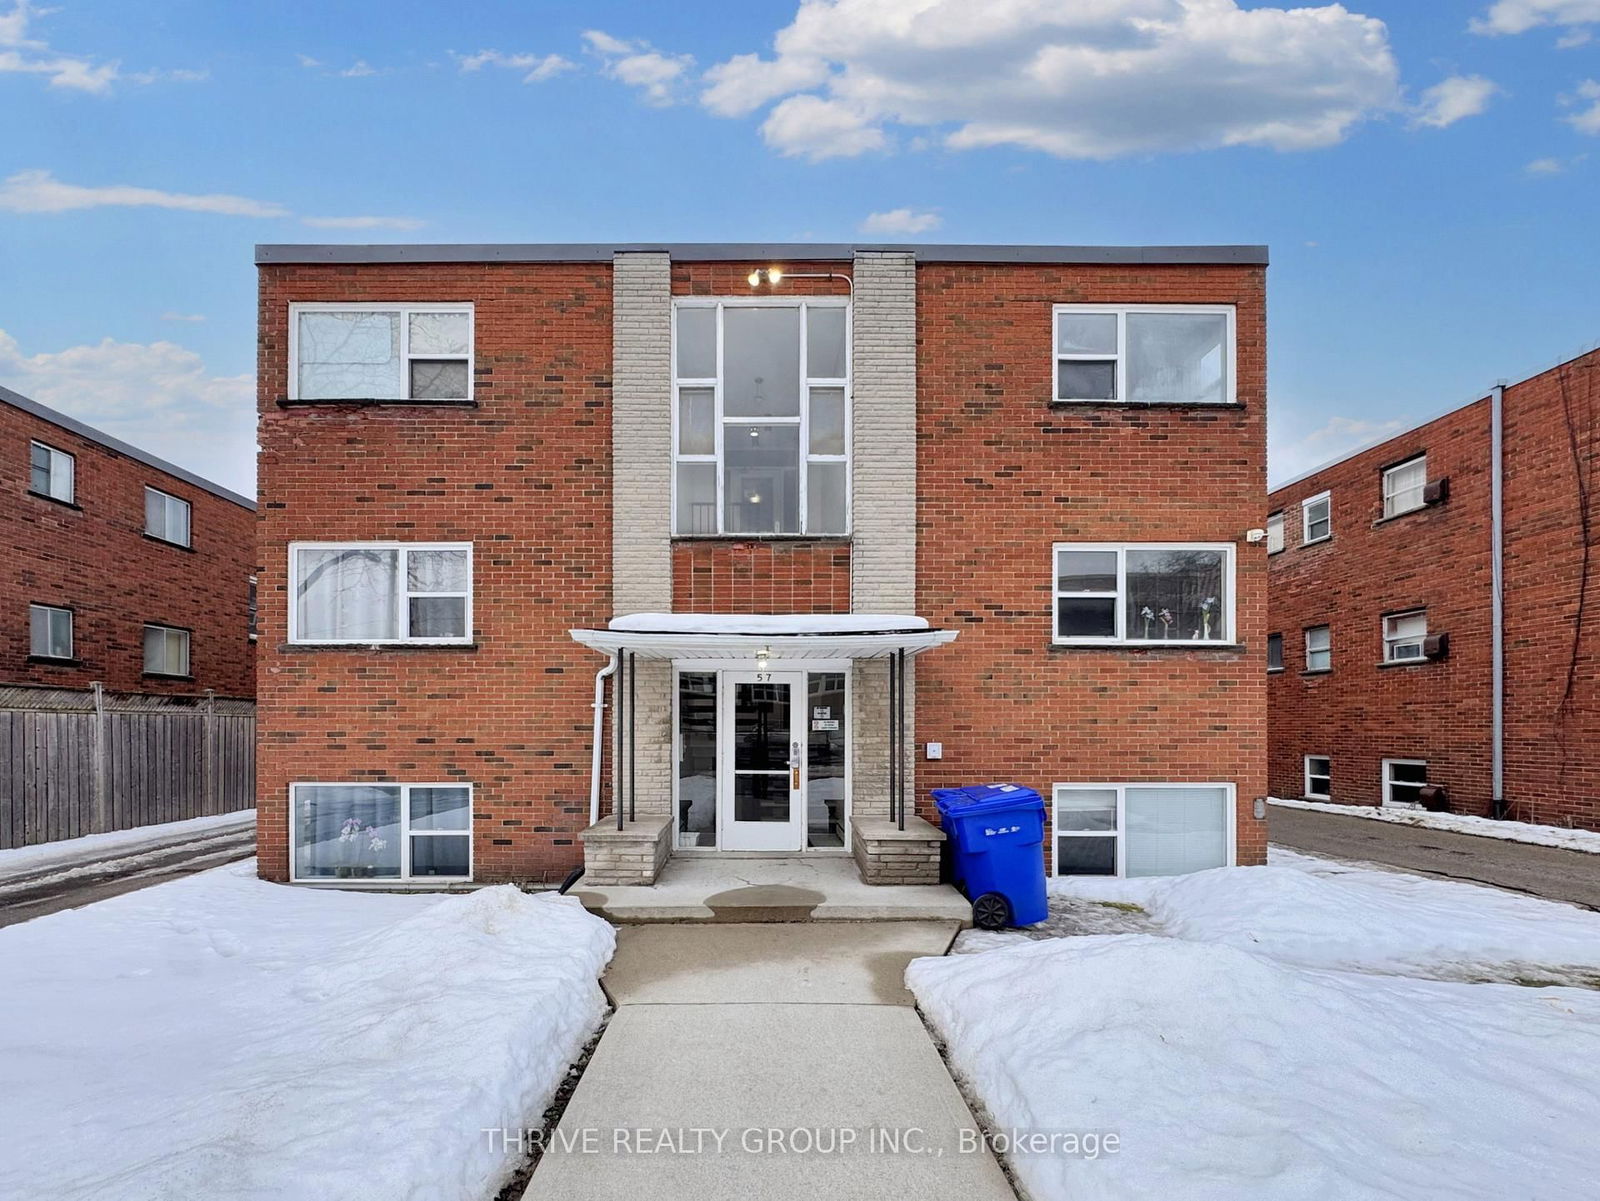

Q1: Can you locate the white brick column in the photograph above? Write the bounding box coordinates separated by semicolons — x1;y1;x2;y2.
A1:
850;251;917;613
612;251;673;615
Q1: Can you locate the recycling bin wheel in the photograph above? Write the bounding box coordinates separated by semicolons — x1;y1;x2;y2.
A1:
972;892;1012;931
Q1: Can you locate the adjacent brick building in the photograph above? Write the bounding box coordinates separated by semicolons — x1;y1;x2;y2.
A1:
2;384;256;698
1267;347;1600;830
255;242;1270;889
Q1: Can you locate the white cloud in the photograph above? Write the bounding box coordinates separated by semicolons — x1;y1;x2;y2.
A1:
160;312;206;323
1470;1;1600;36
455;49;575;83
0;327;257;496
296;53;322;69
860;207;942;234
1269;415;1407;487
582;29;693;106
0;1;201;93
301;214;425;230
0;169;289;217
1410;75;1500;129
1565;79;1600;133
339;60;377;78
296;53;386;78
1525;152;1587;172
695;0;1401;161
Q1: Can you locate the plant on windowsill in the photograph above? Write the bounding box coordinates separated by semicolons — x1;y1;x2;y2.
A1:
1201;596;1218;641
335;817;387;878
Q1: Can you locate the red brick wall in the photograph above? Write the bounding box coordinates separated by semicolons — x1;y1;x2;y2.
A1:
2;399;255;697
913;263;1270;868
1267;348;1600;830
254;263;613;883
672;540;850;613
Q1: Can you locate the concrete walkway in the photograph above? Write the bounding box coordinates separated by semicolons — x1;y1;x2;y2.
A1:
523;921;1016;1201
1271;805;1600;909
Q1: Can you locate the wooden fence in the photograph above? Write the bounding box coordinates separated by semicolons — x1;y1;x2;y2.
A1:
0;684;255;850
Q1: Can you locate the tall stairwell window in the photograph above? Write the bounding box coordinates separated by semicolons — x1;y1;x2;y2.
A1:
672;299;850;536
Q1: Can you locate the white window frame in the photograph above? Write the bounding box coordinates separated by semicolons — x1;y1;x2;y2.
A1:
670;297;851;537
1382;759;1427;809
1052;542;1236;646
1265;511;1285;555
1305;625;1332;672
1301;490;1332;545
29;440;75;503
29;603;73;660
1266;632;1284;672
144;487;192;547
287;541;474;646
1052;782;1236;878
287;302;476;402
1304;755;1331;800
1382;455;1427;519
1383;609;1428;663
143;623;191;677
288;782;474;884
1052;304;1237;405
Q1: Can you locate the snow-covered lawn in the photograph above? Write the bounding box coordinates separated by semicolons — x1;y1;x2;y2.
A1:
1270;795;1600;854
0;860;615;1201
911;851;1600;1200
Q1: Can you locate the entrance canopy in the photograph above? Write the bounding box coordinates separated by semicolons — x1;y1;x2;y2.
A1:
569;613;958;661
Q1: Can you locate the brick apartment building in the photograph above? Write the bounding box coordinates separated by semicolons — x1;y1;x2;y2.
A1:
3;384;256;697
254;241;1270;890
1267;347;1600;831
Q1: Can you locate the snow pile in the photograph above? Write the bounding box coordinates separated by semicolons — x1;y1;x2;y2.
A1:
0;809;254;885
0;861;614;1201
1270;796;1600;853
910;934;1600;1201
1048;851;1600;982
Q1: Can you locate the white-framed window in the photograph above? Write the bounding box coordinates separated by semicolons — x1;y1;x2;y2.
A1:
289;303;474;402
290;782;472;882
1382;759;1427;809
289;542;472;645
143;624;191;676
1267;632;1284;672
1383;609;1428;663
671;298;849;536
1053;783;1234;878
29;441;75;503
144;487;192;547
1301;491;1331;544
1265;512;1285;554
1382;456;1427;519
1305;625;1331;672
1304;755;1331;799
1052;304;1235;405
1053;543;1234;645
29;604;73;659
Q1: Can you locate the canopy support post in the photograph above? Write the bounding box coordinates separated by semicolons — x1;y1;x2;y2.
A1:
627;649;637;824
896;648;908;831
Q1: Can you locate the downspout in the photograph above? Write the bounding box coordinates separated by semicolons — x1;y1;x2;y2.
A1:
588;654;619;826
1490;384;1507;820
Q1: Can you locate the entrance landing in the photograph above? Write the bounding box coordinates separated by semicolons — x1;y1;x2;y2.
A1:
573;854;972;925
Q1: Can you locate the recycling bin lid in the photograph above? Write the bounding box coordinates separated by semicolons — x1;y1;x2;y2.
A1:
932;782;1043;813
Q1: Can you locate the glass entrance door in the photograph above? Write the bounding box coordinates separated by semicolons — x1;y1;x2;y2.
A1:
717;670;806;851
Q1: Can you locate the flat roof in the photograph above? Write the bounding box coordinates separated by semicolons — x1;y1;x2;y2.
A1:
255;242;1268;266
0;383;255;510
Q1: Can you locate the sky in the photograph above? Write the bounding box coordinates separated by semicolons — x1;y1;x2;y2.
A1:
2;0;1599;497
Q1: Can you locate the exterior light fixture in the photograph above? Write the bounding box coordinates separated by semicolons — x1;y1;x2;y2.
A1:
747;266;785;288
755;646;771;670
747;266;854;295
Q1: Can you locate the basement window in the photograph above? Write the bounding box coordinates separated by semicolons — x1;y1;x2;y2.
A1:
1382;759;1427;809
1053;305;1234;405
1053;783;1232;878
1304;755;1331;800
290;304;473;402
291;782;472;881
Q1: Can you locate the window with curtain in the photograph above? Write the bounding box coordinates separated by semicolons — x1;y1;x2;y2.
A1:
1053;784;1231;878
1382;456;1427;518
672;300;849;536
1265;512;1284;554
1301;492;1331;543
1305;625;1331;672
292;306;473;401
143;624;190;676
291;543;472;643
292;783;471;880
29;604;73;659
29;441;74;503
1054;305;1233;405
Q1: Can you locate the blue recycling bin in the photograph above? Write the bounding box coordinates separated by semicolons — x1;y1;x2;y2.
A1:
932;783;1049;930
